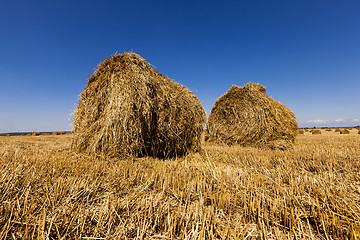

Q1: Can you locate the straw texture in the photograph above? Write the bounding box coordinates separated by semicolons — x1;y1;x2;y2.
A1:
207;83;298;150
72;53;206;158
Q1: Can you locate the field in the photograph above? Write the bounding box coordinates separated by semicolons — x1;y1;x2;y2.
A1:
0;129;359;239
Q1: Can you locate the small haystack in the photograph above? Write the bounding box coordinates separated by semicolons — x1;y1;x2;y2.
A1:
340;129;350;134
207;83;298;150
72;53;206;158
311;129;322;135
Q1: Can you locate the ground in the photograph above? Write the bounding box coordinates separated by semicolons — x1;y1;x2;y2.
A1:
0;129;359;239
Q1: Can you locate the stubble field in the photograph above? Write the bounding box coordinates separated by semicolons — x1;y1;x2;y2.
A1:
0;129;359;239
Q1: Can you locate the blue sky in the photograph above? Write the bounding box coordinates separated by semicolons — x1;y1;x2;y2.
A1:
1;0;359;132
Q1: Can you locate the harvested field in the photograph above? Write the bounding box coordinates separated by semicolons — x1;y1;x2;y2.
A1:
1;131;359;239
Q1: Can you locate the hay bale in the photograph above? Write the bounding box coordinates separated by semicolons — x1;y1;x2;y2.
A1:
340;129;350;134
207;83;298;150
72;52;206;158
325;128;332;132
358;130;360;134
335;129;341;132
52;131;62;135
297;129;304;134
311;129;321;135
32;131;40;136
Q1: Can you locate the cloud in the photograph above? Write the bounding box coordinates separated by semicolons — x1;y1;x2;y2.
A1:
300;117;360;128
335;118;345;122
307;119;329;124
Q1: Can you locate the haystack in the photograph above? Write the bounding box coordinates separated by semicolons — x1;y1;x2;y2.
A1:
207;83;298;150
72;53;206;158
340;129;350;134
311;129;321;135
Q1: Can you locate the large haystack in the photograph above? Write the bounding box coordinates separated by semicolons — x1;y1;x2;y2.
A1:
207;83;298;150
72;53;206;158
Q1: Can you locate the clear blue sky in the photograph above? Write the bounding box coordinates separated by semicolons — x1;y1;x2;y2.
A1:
1;0;359;132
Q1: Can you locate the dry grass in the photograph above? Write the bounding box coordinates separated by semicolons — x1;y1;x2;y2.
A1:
0;132;359;239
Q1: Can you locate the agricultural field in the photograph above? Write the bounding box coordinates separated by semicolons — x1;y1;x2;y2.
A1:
0;129;359;239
